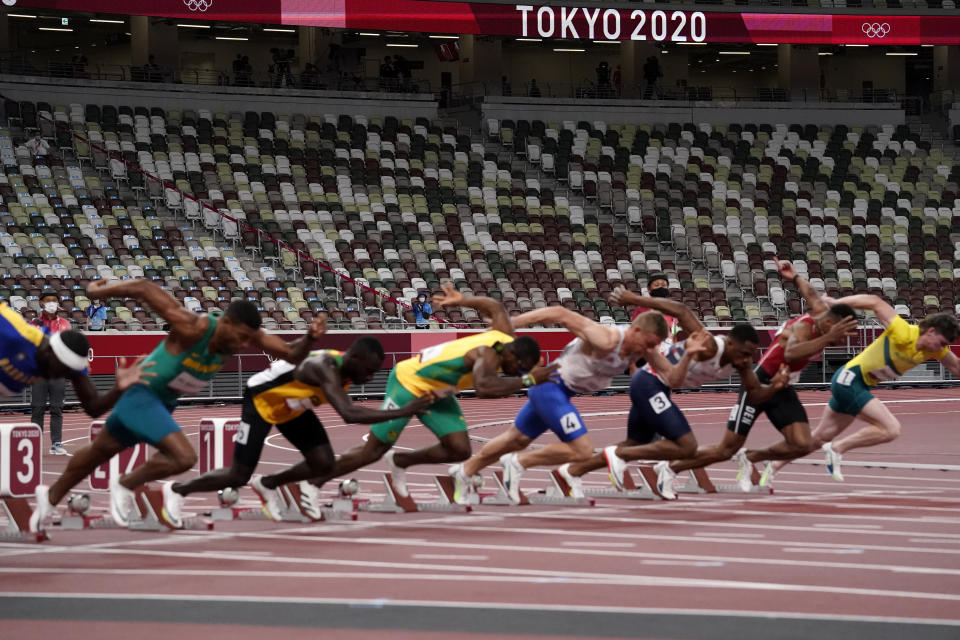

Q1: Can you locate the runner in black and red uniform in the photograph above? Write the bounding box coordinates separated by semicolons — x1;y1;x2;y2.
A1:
666;258;859;491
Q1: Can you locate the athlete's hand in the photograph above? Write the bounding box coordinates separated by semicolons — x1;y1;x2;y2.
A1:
826;315;858;344
528;360;560;385
86;278;117;299
821;295;839;307
771;364;790;391
774;258;798;282
684;331;711;357
433;281;464;308
115;355;156;391
610;285;640;307
406;394;438;415
307;313;327;340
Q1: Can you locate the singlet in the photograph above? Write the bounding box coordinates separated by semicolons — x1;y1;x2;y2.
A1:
246;349;348;424
559;325;638;394
0;303;53;396
758;314;818;383
843;316;948;386
142;311;227;405
394;330;514;395
642;334;734;388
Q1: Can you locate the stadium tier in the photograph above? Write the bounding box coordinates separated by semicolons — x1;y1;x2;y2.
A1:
2;98;959;330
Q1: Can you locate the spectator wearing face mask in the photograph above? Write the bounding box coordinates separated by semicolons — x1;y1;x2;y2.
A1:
86;299;108;331
30;291;73;455
25;133;51;160
628;274;681;373
411;292;432;330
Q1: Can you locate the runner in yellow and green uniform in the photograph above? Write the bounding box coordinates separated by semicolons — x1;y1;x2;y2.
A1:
770;293;960;482
302;282;557;499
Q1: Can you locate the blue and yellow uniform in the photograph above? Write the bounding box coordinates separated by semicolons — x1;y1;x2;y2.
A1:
0;303;49;397
830;316;949;415
371;330;514;444
106;311;227;447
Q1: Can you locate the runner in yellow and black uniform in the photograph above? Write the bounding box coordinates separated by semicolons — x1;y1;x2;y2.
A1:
769;294;960;482
301;282;557;500
170;337;434;521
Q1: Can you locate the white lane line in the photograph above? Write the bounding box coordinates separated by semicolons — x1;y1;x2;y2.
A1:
561;541;635;548
411;554;489;561
812;523;884;530
0;567;957;603
694;532;767;539
783;548;865;555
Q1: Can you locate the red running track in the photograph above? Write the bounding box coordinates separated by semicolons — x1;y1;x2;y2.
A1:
1;388;959;638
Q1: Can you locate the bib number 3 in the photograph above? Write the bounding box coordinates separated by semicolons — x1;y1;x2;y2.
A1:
649;392;671;414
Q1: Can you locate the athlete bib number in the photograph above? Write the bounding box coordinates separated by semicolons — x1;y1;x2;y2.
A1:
649;391;671;415
836;369;858;386
560;412;583;435
235;421;250;445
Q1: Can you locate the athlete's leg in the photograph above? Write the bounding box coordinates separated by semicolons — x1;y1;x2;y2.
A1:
771;406;855;471
119;430;197;490
516;432;595;468
830;399;901;455
746;421;812;463
670;430;746;472
260;411;336;489
463;426;532;476
47;427;127;505
617;432;697;461
309;434;393;489
174;462;256;496
568;439;641;477
394;430;472;467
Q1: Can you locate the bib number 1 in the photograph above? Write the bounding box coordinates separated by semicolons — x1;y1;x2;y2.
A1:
836;369;857;386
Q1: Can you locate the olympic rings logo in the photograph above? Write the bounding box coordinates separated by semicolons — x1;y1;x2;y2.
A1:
184;0;213;12
861;22;890;38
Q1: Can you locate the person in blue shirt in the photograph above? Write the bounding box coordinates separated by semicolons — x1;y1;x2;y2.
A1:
85;298;108;331
411;292;432;329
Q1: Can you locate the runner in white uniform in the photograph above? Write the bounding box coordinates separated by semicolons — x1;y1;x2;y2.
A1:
453;307;684;504
565;286;788;499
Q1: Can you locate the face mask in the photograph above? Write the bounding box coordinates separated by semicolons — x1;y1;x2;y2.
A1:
649;288;670;298
44;302;59;314
93;300;101;307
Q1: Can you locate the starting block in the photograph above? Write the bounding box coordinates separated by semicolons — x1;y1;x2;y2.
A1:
59;493;123;530
0;423;47;542
277;482;358;522
208;487;272;522
482;471;594;507
128;485;214;531
676;466;773;495
360;474;471;513
578;465;665;501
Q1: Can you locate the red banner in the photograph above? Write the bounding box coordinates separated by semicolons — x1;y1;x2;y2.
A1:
9;0;960;44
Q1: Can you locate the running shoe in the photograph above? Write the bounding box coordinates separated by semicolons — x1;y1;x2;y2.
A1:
558;463;585;499
49;443;67;456
449;463;473;505
822;442;844;482
499;452;525;504
734;448;754;492
109;477;135;527
758;461;776;488
385;449;409;498
603;445;627;491
654;460;678;500
298;481;322;520
250;475;286;521
28;484;54;533
160;481;185;529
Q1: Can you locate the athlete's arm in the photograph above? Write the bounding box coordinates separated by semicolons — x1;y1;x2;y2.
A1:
610;285;706;336
86;278;199;334
468;346;557;398
513;307;618;355
433;281;514;335
70;355;156;417
776;258;827;314
255;314;326;364
293;356;435;423
643;332;710;388
940;350;960;378
825;294;897;327
783;317;858;363
739;363;789;405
